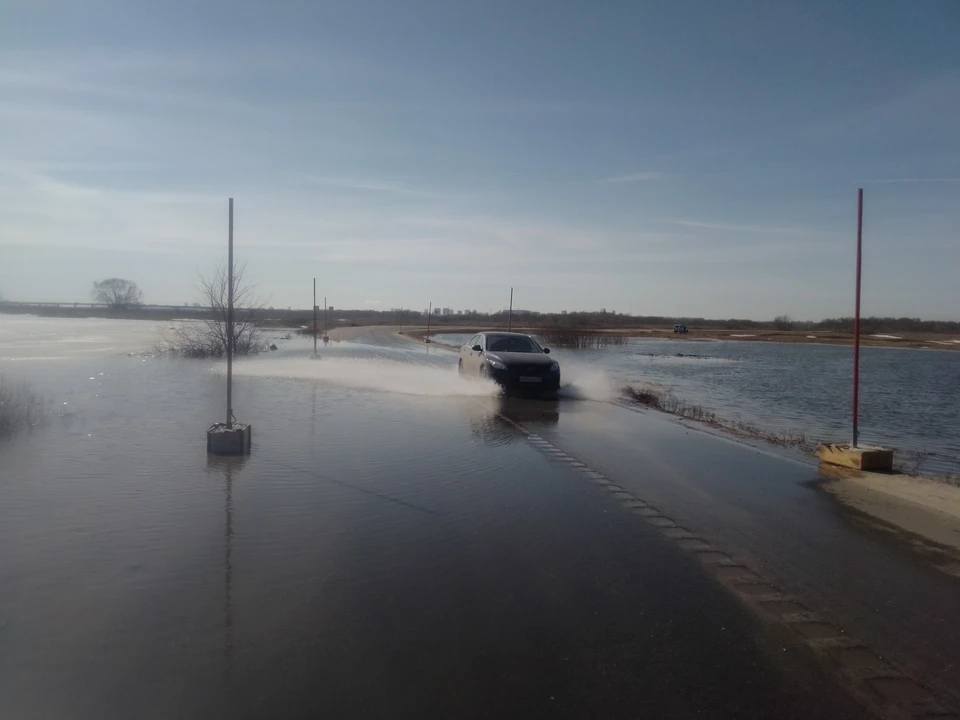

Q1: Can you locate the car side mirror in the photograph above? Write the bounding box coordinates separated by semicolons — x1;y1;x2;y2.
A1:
472;345;482;352
543;348;550;354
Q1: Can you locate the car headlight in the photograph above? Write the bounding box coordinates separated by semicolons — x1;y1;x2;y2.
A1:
549;361;560;372
487;359;507;370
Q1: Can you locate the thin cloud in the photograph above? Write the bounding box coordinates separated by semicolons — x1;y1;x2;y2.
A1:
364;299;381;305
303;175;447;198
867;178;960;184
670;219;810;235
600;172;661;184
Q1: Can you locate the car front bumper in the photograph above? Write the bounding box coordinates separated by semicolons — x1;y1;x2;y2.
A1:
488;366;560;391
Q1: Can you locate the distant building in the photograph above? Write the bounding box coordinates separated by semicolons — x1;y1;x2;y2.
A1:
433;307;441;315
442;307;453;316
328;306;334;312
456;310;463;315
561;310;567;315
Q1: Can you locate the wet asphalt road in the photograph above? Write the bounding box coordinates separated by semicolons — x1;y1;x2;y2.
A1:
1;325;955;718
512;395;960;706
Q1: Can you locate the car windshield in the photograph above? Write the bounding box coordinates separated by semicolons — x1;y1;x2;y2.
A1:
486;335;542;353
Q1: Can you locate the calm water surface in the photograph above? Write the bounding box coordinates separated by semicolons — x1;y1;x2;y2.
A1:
0;319;539;717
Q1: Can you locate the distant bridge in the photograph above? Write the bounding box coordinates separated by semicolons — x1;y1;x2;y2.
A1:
0;301;214;311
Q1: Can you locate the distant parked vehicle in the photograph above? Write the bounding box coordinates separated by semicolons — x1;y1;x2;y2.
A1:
458;332;560;393
673;324;688;334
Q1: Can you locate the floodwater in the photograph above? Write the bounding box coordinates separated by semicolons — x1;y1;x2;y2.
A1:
0;315;875;719
436;332;960;474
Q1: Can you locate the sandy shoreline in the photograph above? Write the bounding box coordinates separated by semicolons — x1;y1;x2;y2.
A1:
817;464;960;575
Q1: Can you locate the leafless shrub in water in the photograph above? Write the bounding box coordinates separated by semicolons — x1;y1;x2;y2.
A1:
621;384;814;450
0;375;46;437
621;385;716;423
161;262;268;358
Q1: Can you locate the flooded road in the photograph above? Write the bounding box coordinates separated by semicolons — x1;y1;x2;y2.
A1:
433;331;960;474
0;317;951;718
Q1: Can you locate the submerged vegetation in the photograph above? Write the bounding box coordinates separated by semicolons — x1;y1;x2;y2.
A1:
536;328;629;349
0;375;46;438
621;384;813;451
621;386;716;423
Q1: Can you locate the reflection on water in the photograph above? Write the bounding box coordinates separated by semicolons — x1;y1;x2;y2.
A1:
0;315;168;360
206;455;245;683
464;396;561;446
0;330;562;718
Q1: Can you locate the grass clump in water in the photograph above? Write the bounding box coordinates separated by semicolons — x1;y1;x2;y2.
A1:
621;384;812;450
537;328;628;349
0;375;46;438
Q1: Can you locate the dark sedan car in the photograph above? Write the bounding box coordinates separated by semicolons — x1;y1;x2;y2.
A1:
458;332;560;392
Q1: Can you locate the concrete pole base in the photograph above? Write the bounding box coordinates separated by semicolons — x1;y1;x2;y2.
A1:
816;443;893;472
207;422;252;455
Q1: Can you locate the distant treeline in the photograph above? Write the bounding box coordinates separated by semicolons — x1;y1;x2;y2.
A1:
276;308;960;334
810;317;960;334
1;302;956;334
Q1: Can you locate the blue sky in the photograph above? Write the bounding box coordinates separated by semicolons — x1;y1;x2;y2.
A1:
1;0;958;319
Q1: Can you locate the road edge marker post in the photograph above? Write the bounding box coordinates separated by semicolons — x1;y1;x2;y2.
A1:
816;188;892;472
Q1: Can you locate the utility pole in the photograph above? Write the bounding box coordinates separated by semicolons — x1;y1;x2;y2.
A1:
399;306;403;334
313;277;317;357
508;287;513;331
853;188;863;448
324;297;328;342
426;301;432;341
206;196;251;455
226;198;234;429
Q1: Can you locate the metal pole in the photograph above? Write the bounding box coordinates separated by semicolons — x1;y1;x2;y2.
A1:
399;306;403;334
324;297;327;339
226;198;234;429
508;287;513;331
853;188;863;447
313;278;317;357
426;301;432;340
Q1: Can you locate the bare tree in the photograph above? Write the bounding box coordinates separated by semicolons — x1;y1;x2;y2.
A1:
163;262;267;357
92;278;143;308
773;314;794;331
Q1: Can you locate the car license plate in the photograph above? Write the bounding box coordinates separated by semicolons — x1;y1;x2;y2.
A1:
519;376;542;383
